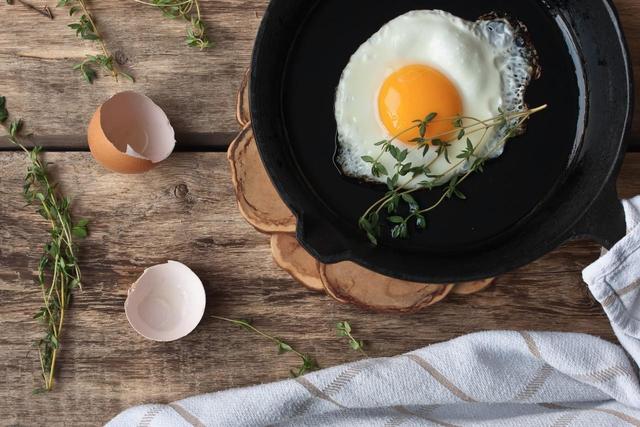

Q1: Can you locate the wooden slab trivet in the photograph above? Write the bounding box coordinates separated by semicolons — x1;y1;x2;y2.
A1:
228;70;495;312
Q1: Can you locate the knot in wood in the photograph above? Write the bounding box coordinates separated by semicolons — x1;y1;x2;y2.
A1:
174;183;189;199
114;50;129;66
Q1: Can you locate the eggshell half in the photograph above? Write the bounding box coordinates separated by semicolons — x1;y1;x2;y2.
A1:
88;91;176;173
125;261;206;341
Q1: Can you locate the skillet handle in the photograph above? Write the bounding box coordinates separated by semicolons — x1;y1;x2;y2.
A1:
571;179;626;249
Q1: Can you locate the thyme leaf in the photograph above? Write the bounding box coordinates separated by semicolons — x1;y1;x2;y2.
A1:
336;321;367;356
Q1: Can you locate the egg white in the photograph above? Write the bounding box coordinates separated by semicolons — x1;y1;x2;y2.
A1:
334;10;538;188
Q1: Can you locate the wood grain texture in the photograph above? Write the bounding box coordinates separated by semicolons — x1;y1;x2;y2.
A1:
1;1;640;424
0;151;638;425
0;0;639;150
0;0;269;150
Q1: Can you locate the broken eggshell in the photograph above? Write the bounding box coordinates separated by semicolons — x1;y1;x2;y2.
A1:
88;91;175;173
125;261;206;341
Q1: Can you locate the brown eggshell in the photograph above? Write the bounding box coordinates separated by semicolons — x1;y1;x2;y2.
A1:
271;233;324;293
87;91;175;174
319;261;454;313
451;278;496;295
228;124;297;233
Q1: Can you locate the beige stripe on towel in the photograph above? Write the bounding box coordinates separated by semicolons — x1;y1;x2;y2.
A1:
407;354;477;402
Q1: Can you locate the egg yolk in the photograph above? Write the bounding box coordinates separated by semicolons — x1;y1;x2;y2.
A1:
378;64;463;145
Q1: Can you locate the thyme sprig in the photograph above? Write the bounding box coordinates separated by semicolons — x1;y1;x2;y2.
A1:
134;0;212;50
212;316;319;377
1;96;89;392
336;321;367;356
58;0;134;83
358;105;547;244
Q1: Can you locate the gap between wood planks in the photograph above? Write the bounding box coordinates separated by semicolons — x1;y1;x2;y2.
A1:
1;134;640;152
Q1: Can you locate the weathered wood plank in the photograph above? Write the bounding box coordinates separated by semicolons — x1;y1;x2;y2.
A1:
0;0;639;151
0;152;638;425
0;0;269;150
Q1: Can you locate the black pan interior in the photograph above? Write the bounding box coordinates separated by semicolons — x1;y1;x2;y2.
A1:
281;0;585;254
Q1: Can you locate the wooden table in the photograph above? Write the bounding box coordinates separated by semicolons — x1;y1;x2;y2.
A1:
0;1;638;425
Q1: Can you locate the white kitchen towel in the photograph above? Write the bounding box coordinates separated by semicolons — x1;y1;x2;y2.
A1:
108;196;640;427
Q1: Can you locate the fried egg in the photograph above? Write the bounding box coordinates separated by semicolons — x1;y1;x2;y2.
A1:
335;10;539;188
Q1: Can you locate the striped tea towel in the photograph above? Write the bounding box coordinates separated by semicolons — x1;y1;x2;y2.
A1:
108;196;640;426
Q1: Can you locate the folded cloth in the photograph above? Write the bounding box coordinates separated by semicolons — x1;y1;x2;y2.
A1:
108;197;640;427
584;196;640;373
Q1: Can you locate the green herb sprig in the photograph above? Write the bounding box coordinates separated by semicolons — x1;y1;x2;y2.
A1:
212;316;318;377
1;96;89;392
134;0;211;50
58;0;133;83
358;105;547;244
336;321;367;356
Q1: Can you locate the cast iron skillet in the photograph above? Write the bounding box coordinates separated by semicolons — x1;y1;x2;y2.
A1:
250;0;634;283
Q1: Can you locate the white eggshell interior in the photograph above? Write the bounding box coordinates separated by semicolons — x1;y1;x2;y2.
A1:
100;91;176;163
125;261;206;341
